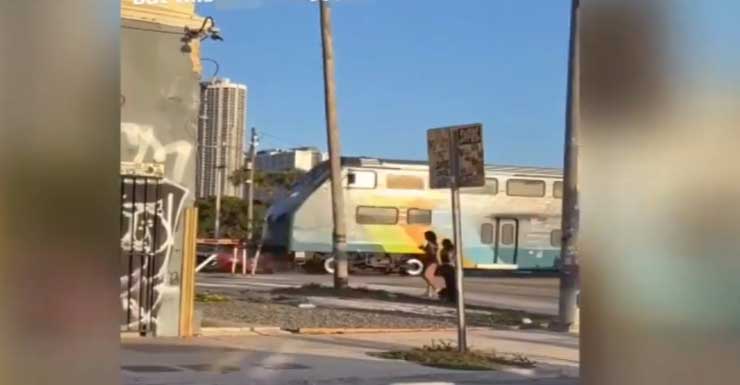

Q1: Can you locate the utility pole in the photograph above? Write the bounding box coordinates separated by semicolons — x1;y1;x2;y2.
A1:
318;0;349;289
198;67;225;242
558;0;580;331
246;127;259;245
214;161;224;240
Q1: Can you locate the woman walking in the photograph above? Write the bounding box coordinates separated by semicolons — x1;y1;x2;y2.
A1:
419;231;442;297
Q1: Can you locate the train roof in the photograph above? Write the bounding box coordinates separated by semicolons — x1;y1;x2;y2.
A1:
339;157;563;178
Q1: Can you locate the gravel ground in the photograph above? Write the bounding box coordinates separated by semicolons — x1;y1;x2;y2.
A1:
198;300;455;330
196;288;554;331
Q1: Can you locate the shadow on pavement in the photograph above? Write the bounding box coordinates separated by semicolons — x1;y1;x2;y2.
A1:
121;337;579;385
491;334;580;350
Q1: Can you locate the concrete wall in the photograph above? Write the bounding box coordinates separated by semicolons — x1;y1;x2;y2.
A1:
120;17;201;336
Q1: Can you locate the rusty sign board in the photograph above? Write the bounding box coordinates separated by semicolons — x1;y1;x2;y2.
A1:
427;123;485;189
427;128;453;189
453;124;485;187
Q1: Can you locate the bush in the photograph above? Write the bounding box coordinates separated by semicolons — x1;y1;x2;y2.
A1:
369;339;536;371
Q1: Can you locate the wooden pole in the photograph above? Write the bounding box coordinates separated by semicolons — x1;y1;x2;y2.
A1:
179;207;198;337
242;247;247;275
231;246;237;274
318;0;349;289
250;245;262;276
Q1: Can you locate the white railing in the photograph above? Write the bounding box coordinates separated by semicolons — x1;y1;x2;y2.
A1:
195;254;219;273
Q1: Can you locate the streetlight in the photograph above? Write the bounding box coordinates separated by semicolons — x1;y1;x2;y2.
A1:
182;16;224;53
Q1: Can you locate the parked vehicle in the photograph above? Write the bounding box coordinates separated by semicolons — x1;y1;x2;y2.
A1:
196;247;274;274
262;157;563;274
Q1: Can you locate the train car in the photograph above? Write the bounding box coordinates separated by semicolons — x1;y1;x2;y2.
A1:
262;157;563;274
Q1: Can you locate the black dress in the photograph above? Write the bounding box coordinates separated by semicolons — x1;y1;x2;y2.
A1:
438;249;457;302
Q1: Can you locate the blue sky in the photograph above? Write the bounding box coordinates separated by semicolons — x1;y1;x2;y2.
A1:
198;0;572;168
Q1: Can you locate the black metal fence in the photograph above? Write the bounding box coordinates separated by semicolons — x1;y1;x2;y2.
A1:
120;175;162;336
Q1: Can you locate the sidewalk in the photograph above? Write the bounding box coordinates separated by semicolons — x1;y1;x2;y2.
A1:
122;328;579;385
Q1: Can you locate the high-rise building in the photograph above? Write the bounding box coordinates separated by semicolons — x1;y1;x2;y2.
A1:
196;78;247;199
254;146;325;173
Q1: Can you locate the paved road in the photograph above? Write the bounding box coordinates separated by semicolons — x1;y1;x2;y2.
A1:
197;272;560;315
123;328;578;385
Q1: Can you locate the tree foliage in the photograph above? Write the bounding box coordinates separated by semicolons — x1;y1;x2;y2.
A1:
230;168;306;191
196;196;268;240
198;169;306;240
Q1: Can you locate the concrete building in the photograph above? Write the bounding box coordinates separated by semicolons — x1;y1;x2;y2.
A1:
255;147;325;172
121;0;205;336
196;78;248;199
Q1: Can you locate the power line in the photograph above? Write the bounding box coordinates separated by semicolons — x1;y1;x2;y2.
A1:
257;137;291;151
259;131;303;149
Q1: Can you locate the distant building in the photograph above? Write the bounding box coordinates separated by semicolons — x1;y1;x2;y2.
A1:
255;146;324;172
196;78;247;199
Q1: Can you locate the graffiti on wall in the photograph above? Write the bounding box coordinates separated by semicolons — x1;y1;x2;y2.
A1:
120;178;188;331
122;122;193;182
120;122;193;333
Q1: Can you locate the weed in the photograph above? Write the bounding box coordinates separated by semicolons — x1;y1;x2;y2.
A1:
195;293;230;303
369;340;536;371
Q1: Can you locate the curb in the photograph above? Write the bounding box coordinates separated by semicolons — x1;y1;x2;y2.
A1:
197;327;256;336
290;327;459;335
197;326;289;337
253;326;292;336
120;331;143;339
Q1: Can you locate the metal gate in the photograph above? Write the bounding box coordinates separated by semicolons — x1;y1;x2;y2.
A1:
120;163;164;336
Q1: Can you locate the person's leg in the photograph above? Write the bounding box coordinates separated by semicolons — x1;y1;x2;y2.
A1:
422;264;433;296
441;265;456;302
424;263;440;296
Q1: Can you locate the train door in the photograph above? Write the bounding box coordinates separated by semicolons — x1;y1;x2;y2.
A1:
495;218;519;264
480;222;496;263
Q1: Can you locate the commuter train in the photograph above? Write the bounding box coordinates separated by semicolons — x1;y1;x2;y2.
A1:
262;157;564;274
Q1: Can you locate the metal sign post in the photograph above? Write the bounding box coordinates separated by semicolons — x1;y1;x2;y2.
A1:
449;182;467;352
427;123;484;353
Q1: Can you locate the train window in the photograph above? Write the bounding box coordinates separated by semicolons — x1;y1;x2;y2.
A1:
387;174;424;190
553;181;563;198
480;223;494;244
462;178;498;195
551;229;562;247
501;224;515;245
506;179;546;197
347;170;376;189
485;178;499;194
356;206;398;225
407;208;432;225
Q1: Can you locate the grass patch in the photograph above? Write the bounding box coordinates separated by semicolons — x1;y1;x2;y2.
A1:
368;339;536;371
195;293;230;303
